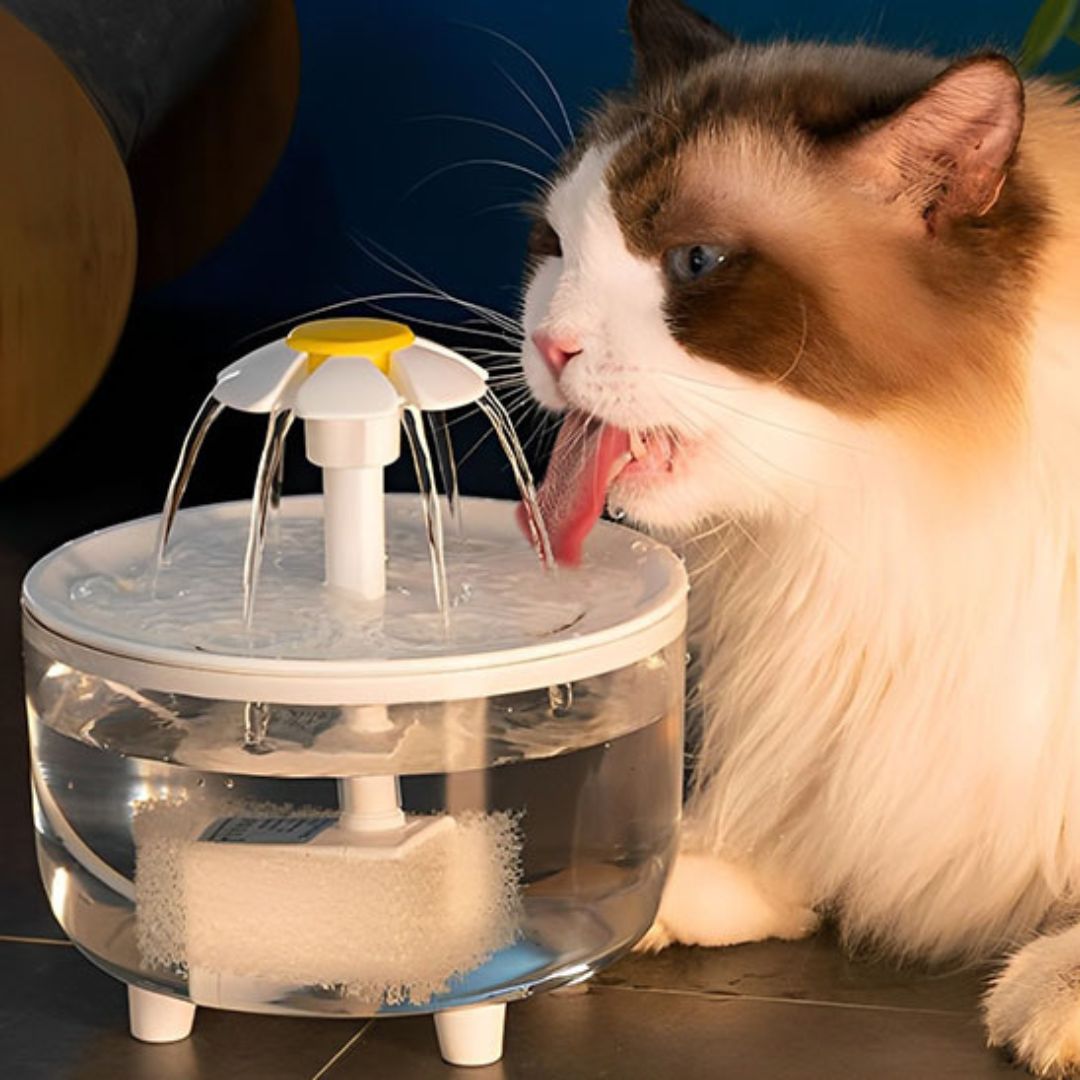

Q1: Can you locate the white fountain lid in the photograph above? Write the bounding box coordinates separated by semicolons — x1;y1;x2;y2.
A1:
23;495;687;704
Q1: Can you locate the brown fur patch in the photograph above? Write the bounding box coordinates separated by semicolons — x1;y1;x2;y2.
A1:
590;42;1050;423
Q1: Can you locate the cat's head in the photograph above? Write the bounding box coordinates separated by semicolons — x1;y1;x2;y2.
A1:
520;0;1047;562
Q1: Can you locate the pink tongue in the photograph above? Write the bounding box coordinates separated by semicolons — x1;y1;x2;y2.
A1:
521;411;630;566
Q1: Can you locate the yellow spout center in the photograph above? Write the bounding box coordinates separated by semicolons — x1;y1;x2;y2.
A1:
287;317;415;374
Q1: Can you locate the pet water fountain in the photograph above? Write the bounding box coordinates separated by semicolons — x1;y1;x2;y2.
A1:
22;318;687;1065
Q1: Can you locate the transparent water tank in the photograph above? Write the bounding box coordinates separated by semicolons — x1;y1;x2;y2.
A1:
22;495;686;1059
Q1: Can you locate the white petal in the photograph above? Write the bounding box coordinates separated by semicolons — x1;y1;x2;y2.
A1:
294;355;401;421
214;340;306;414
389;340;489;411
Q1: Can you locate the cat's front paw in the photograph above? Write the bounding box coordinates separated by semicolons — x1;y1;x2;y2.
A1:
633;917;676;954
986;932;1080;1078
635;852;818;953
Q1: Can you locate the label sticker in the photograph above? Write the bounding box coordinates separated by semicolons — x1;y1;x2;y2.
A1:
198;815;337;844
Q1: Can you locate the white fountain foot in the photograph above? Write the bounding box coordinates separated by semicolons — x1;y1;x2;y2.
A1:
128;986;196;1043
434;1002;506;1066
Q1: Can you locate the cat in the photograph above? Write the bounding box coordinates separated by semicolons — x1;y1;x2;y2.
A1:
517;1;1080;1075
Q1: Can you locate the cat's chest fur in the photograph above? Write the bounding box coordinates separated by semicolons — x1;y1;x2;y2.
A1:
686;435;1080;958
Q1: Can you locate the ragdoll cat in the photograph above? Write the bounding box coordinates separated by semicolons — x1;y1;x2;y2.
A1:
517;0;1080;1075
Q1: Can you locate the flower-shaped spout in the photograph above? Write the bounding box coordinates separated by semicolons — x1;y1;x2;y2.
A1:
213;317;488;420
212;319;489;603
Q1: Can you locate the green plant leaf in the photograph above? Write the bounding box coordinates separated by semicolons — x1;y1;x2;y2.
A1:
1021;0;1078;71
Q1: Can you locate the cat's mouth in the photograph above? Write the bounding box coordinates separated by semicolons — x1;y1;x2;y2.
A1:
525;410;685;565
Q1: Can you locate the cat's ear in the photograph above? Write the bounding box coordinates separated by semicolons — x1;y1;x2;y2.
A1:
840;54;1024;228
628;0;736;85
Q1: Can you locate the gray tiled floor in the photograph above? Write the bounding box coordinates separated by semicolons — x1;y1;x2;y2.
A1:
0;512;1030;1078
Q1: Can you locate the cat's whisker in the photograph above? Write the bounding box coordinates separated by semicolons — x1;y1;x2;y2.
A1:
647;388;852;556
771;295;809;390
361;238;524;335
457;22;574;143
711;432;854;559
684;517;737;547
482;365;527;376
499;388;539;415
518;406;560;458
408;114;560;166
471;198;535;220
403;157;553;202
480;371;527;382
352;236;523;336
724;514;774;566
493;63;566;152
455;423;498;470
687;531;738;579
234;291;514;346
657;371;865;453
359;302;523;346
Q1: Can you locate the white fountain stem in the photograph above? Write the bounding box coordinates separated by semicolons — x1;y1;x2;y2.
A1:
323;465;385;600
339;703;405;832
306;410;408;834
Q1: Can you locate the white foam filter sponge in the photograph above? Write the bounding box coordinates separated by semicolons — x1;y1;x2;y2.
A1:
134;798;522;1005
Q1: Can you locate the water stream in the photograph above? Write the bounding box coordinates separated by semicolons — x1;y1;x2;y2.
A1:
154;393;225;568
242;408;295;626
402;405;450;623
156;371;554;635
477;391;554;568
428;411;461;534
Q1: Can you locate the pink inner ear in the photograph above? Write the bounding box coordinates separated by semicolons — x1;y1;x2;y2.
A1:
842;56;1024;222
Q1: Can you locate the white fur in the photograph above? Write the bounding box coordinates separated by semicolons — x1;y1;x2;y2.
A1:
522;138;1080;1076
986;922;1080;1078
636;852;819;952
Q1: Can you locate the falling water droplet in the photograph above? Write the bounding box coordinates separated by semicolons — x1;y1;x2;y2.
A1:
548;683;574;716
223;777;235;790
609;506;627;522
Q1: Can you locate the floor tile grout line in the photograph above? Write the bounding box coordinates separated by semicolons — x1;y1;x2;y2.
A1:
592;982;969;1017
0;934;72;947
310;1019;376;1080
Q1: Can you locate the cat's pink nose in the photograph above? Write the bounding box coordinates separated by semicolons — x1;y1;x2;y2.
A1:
532;330;582;376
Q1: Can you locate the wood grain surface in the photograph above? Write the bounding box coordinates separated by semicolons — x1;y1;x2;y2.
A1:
0;8;136;479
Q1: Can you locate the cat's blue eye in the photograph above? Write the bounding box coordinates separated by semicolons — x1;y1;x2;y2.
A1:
664;244;728;284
